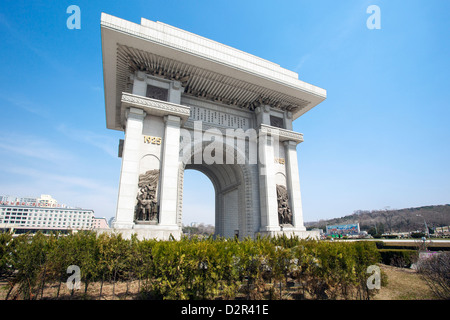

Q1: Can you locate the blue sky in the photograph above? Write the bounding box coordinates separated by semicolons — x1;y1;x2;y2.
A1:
0;1;449;225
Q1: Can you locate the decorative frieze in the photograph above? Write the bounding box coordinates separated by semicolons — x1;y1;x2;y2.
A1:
187;105;250;130
121;92;190;122
259;124;304;144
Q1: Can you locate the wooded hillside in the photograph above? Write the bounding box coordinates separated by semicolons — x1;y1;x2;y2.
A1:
306;205;450;234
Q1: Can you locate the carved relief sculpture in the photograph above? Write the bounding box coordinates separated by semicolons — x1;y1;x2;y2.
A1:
135;169;160;223
146;85;168;101
270;115;284;128
276;185;293;225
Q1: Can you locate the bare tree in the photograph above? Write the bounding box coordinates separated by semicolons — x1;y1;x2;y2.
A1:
418;252;450;299
380;207;395;233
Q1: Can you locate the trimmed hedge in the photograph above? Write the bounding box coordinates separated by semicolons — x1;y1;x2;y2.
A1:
378;249;417;268
0;231;381;300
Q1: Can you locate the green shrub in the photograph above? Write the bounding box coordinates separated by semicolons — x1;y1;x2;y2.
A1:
379;249;417;268
7;232;50;299
411;232;425;239
0;232;383;300
374;241;384;249
0;231;13;278
383;235;399;239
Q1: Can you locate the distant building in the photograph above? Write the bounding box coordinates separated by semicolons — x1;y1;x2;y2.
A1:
1;194;62;208
0;194;108;234
326;223;360;237
435;226;450;235
92;217;109;229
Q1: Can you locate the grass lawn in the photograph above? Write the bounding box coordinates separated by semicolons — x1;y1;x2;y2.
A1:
373;264;437;300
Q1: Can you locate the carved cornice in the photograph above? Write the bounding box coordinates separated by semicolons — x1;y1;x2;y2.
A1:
102;14;327;131
116;45;311;115
120;92;190;125
259;124;304;144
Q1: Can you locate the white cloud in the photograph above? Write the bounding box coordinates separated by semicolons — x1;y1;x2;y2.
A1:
0;93;50;118
6;166;115;195
1;165;117;219
0;132;73;163
56;124;117;158
294;1;373;72
294;53;311;72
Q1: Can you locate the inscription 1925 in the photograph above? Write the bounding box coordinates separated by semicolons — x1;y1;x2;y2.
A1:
144;135;162;145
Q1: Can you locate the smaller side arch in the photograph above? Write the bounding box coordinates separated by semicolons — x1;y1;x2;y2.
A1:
139;154;160;173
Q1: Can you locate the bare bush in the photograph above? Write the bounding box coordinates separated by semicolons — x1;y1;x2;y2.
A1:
417;252;450;299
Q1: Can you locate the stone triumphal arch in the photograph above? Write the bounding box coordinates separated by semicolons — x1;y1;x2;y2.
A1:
101;14;326;240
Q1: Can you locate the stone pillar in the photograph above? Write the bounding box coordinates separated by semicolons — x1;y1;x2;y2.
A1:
132;71;147;96
168;80;183;104
255;104;271;127
258;132;281;235
159;115;182;227
256;103;276;235
283;140;306;231
284;111;293;131
114;107;146;229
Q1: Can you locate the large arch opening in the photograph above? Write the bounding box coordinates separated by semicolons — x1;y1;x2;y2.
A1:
182;169;215;235
177;138;258;239
181;163;243;238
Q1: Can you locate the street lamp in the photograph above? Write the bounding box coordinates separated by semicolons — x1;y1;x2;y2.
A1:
416;214;430;238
